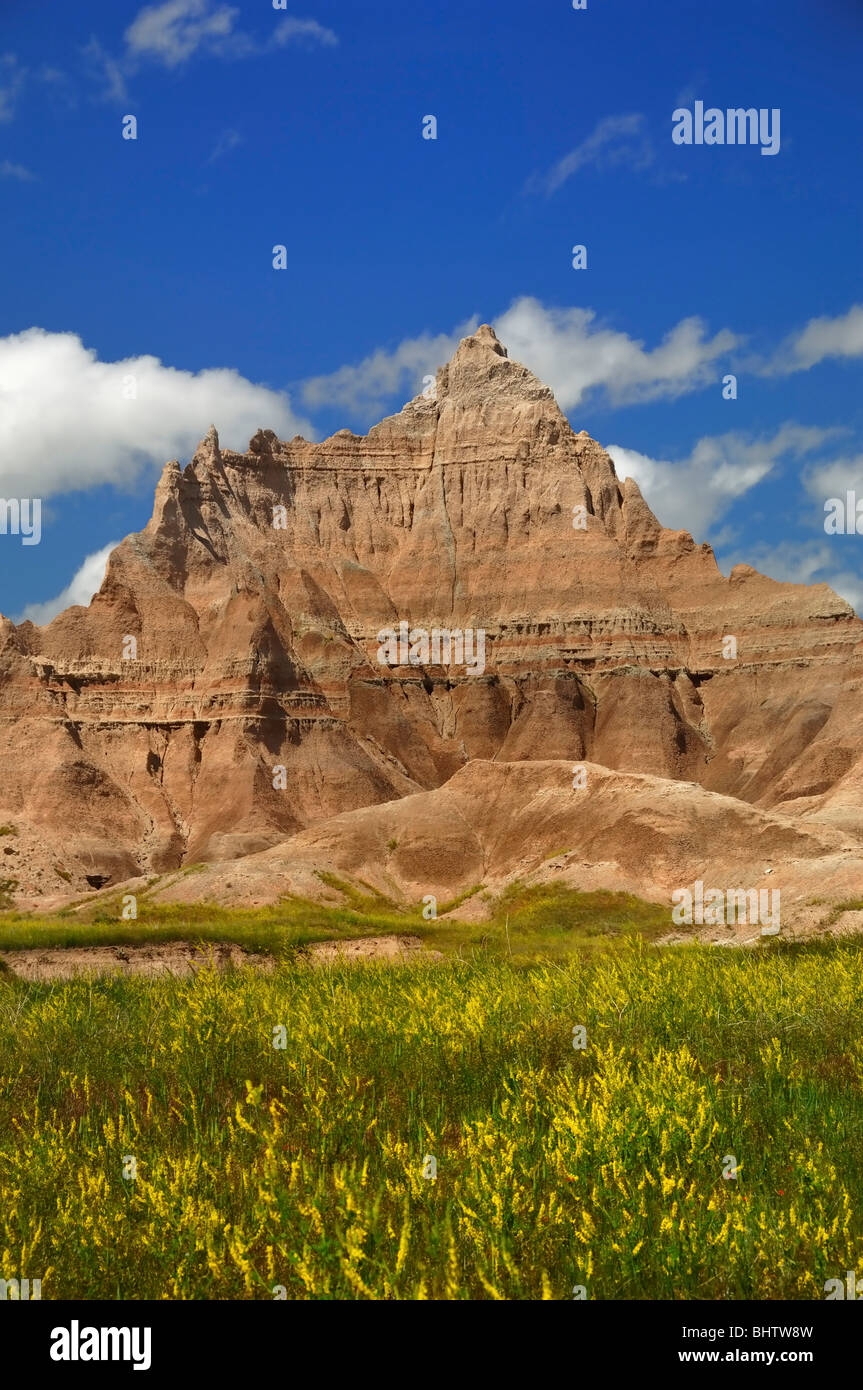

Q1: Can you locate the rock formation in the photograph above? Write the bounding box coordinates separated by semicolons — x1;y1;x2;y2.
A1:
1;324;861;914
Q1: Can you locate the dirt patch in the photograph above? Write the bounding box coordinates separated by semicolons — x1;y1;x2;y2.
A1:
301;934;444;966
0;941;275;982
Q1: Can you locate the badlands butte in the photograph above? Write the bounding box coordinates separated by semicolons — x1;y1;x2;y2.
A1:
1;324;862;936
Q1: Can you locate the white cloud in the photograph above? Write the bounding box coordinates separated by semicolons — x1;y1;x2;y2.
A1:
1;53;78;120
124;1;336;70
81;36;131;103
301;296;863;425
495;299;739;409
16;542;118;626
0;53;27;122
301;318;479;417
301;297;741;421
271;18;339;49
526;114;654;195
80;3;337;102
0;328;314;497
125;0;238;67
802;455;863;500
607;425;838;536
762;305;863;374
0;160;36;181
205;127;242;164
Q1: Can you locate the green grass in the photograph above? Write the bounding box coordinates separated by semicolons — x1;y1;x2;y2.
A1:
0;896;410;957
492;883;670;942
314;870;395;914
1;938;863;1299
436;883;483;916
0;882;673;963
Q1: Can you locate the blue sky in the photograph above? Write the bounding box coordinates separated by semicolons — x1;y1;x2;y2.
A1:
1;0;862;620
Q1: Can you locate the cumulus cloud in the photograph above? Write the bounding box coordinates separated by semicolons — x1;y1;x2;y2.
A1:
16;543;118;627
301;297;740;422
607;425;839;536
761;304;863;375
496;299;738;409
0;328;314;498
526;114;654;195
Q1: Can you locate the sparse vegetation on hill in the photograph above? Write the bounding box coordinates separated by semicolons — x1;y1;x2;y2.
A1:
0;884;672;961
0;878;18;911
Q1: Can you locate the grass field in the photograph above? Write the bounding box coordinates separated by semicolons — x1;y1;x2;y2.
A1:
2;895;862;1300
0;882;670;961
